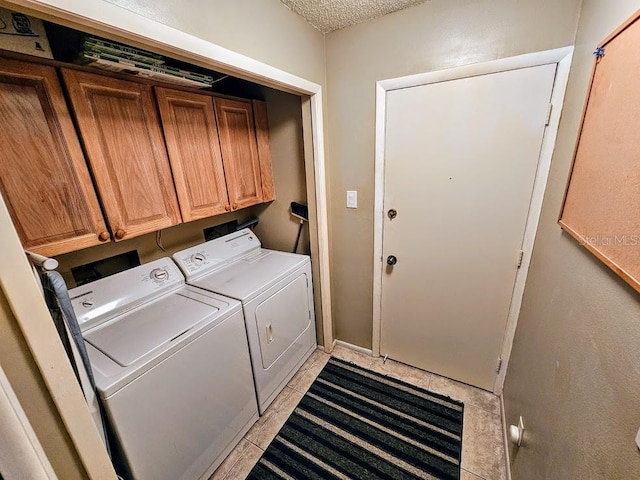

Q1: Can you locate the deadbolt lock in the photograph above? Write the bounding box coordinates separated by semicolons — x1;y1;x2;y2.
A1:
387;255;398;266
388;209;397;220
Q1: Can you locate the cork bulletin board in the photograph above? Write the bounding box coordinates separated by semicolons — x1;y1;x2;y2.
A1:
559;9;640;293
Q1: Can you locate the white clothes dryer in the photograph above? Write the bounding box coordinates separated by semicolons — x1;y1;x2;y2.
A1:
70;258;258;480
173;229;317;414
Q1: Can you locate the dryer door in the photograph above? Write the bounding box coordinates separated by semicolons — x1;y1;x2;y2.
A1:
255;272;311;369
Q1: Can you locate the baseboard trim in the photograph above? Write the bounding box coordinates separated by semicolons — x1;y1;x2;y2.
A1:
333;339;373;356
500;394;513;480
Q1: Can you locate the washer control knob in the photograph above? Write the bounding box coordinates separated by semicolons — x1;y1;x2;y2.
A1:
191;253;206;265
81;300;93;308
150;268;169;282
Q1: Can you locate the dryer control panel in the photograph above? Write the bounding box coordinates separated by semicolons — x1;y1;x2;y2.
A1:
173;229;262;278
69;258;184;332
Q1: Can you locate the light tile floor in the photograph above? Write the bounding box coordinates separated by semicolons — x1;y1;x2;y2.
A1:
210;344;508;480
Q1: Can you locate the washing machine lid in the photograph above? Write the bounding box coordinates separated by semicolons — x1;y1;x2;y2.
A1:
84;289;219;367
189;249;309;302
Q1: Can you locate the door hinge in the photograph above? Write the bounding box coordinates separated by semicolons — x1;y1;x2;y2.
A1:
496;358;503;373
545;103;553;126
516;250;524;269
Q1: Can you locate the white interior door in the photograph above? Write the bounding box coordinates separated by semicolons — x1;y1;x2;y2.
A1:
380;63;557;391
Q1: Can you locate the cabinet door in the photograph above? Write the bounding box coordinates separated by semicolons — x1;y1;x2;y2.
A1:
252;100;276;202
61;69;181;241
155;87;230;221
214;97;263;210
0;59;109;256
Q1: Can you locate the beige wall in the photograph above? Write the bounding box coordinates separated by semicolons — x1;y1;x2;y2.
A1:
104;0;326;86
324;0;582;348
503;2;640;478
252;88;310;256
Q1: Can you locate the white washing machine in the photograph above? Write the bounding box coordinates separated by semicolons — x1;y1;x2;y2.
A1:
69;258;258;480
173;229;317;414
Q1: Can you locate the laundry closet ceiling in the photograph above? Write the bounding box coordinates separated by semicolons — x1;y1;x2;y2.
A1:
279;0;429;32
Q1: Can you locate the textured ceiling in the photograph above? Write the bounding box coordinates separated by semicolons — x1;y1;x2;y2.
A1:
280;0;429;33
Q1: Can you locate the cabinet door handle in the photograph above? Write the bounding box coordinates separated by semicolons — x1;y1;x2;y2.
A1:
232;203;238;210
98;231;110;241
224;205;231;212
114;229;126;240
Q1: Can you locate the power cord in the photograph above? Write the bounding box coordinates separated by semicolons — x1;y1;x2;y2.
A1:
156;230;166;252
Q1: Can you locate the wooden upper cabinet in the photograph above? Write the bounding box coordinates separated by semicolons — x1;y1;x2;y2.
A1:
214;97;264;210
61;69;181;241
252;100;276;202
0;59;109;256
155;87;230;221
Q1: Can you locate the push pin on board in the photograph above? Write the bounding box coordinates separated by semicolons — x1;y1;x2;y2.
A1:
593;47;605;59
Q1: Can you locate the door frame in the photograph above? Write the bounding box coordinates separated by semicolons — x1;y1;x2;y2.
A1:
372;47;573;393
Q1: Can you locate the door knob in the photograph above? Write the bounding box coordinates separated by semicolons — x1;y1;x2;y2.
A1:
387;209;397;220
386;255;397;266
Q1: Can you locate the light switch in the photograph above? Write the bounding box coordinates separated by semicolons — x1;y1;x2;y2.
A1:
346;190;358;209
